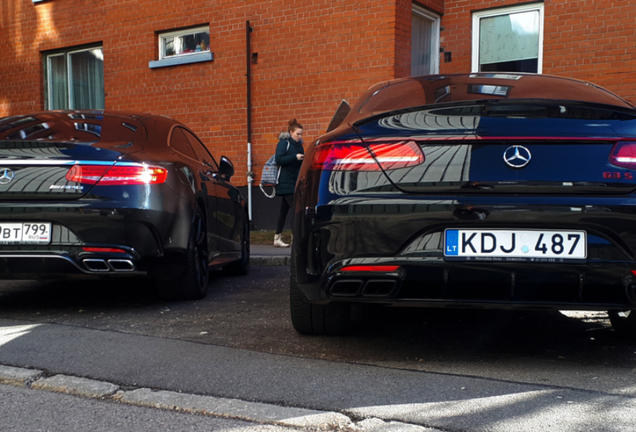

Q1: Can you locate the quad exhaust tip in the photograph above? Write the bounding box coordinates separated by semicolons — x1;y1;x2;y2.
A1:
329;278;398;298
83;258;136;272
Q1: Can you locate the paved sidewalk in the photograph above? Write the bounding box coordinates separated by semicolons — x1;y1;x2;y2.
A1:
251;244;291;266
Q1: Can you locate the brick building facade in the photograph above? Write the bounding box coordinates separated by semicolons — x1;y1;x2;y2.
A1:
2;0;635;227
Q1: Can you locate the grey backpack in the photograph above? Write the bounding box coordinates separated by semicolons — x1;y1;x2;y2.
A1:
259;141;289;198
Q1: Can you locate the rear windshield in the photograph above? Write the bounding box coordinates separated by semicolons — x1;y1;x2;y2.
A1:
357;74;635;116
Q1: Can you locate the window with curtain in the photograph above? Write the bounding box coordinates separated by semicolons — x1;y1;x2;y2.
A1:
45;46;105;110
472;4;544;73
411;5;440;76
150;26;213;69
159;27;210;60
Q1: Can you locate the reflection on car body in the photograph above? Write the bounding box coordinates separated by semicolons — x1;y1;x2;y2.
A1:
290;73;636;337
0;110;249;301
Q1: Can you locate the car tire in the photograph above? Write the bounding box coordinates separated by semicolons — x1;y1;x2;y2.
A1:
158;206;209;301
223;221;250;276
289;255;350;335
608;310;636;338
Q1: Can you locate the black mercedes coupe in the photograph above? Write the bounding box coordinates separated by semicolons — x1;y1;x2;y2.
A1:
0;111;249;300
290;73;636;337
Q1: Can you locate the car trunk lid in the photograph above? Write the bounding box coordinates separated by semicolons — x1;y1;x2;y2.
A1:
0;112;148;200
0;140;138;200
353;102;636;195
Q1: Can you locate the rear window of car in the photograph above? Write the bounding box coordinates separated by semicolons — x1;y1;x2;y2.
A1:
169;127;198;160
357;75;634;116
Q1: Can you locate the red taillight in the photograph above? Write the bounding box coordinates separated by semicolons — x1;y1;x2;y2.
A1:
340;265;400;272
66;164;168;185
609;141;636;169
82;247;127;253
311;141;424;171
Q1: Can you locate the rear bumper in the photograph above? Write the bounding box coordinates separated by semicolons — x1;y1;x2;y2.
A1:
0;252;145;279
300;257;636;311
292;194;636;310
0;198;191;280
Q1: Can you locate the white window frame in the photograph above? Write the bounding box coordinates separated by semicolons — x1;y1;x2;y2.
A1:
150;26;213;69
471;3;544;73
158;26;210;60
412;4;441;76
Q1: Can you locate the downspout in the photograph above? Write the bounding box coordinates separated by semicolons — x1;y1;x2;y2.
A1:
246;21;254;222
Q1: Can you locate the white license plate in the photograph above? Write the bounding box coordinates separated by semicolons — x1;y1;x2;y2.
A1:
444;229;586;261
0;223;51;244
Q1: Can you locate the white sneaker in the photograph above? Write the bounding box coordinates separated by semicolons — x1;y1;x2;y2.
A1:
274;234;289;248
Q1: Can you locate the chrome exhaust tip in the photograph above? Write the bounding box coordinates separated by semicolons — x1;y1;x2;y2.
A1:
83;259;110;272
108;259;136;272
329;279;364;297
362;279;398;297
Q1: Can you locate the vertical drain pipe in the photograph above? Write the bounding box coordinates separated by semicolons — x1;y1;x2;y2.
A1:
246;21;254;222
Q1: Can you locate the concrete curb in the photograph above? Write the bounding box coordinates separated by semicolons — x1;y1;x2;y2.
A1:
357;418;443;432
116;387;354;429
251;256;290;266
31;374;119;398
0;365;353;430
0;365;446;432
0;364;43;387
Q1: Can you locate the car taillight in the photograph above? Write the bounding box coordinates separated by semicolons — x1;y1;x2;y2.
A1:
82;247;127;253
340;265;400;272
311;140;424;171
66;164;168;185
609;141;636;169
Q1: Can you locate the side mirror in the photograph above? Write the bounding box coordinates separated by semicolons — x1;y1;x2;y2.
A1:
219;155;234;181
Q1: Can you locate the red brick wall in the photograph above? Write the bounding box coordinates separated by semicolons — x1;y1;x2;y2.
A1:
544;0;636;103
4;0;636;188
440;0;636;104
2;0;434;186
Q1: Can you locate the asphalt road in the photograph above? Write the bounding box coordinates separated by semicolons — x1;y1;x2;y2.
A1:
1;265;636;431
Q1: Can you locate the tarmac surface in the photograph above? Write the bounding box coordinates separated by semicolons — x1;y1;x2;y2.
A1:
3;244;636;432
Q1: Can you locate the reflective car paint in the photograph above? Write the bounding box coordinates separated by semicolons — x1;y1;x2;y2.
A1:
290;73;636;335
0;111;248;298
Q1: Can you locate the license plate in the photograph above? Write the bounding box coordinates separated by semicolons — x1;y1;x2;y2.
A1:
444;229;586;262
0;223;51;244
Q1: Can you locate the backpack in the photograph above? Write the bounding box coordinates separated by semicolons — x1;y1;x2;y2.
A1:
259;140;289;198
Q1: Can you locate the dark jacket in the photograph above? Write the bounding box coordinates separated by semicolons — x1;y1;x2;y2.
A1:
275;132;304;196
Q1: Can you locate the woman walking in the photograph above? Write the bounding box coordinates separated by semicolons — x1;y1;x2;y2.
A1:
274;118;304;247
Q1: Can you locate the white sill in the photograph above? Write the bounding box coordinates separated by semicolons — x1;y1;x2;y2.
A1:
149;52;214;69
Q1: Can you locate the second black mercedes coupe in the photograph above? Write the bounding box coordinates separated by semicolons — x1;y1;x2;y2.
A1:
291;73;636;337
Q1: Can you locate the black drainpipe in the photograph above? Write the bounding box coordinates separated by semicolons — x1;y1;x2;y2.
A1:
246;21;252;147
246;21;254;222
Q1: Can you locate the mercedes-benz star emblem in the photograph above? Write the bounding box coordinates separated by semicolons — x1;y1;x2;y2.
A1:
0;168;15;185
503;145;532;168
